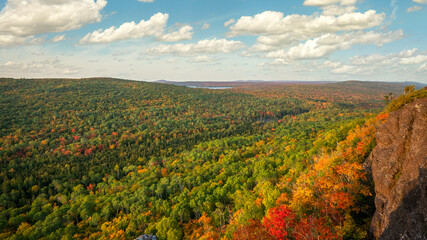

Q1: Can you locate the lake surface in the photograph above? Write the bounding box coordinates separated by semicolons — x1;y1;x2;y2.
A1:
186;86;233;89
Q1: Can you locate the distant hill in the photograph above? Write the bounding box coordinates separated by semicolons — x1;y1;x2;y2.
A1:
333;80;427;89
155;79;426;89
154;80;336;87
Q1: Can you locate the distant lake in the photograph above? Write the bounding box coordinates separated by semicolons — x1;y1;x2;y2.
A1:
186;86;233;89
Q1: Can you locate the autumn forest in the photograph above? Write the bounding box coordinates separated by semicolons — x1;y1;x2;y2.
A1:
0;78;425;240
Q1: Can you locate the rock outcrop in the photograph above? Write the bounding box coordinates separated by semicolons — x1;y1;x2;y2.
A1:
134;235;158;240
367;97;427;239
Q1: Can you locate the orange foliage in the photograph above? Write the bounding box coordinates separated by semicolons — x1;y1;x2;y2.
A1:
185;213;220;240
233;220;272;240
290;115;389;236
293;215;336;240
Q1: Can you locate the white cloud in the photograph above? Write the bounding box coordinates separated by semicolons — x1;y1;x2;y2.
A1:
331;64;359;74
0;58;80;75
0;35;29;47
201;23;210;30
30;37;44;45
413;0;427;4
227;5;398;61
247;42;283;53
52;34;66;42
315;48;427;76
0;0;106;46
80;13;193;44
304;60;370;75
350;54;391;66
227;10;384;38
323;60;342;68
399;55;427;65
145;38;245;56
224;19;236;27
321;5;357;15
266;30;403;59
407;6;423;12
188;55;217;63
303;0;356;7
138;0;154;2
397;48;418;58
157;25;193;42
350;48;426;66
418;63;427;72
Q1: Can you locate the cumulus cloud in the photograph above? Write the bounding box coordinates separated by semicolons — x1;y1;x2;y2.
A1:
80;13;193;44
157;25;193;42
229;3;406;65
398;55;427;65
350;48;426;65
266;30;403;59
0;0;106;46
145;38;245;56
413;0;427;4
227;10;384;38
317;48;427;75
407;6;423;12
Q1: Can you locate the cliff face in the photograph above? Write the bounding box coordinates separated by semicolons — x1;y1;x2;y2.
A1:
367;97;427;239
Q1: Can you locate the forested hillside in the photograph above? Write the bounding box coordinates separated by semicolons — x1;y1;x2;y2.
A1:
0;78;414;239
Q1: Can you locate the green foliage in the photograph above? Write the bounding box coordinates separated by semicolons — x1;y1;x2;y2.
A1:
0;78;408;239
386;87;427;112
156;217;182;240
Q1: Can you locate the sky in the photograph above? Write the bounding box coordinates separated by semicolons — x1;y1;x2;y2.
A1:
0;0;426;83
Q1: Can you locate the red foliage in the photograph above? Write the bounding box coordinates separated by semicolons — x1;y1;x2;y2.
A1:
263;205;337;240
87;183;95;192
263;205;296;239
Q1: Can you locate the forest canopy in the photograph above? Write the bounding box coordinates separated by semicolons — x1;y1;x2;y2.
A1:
0;78;416;239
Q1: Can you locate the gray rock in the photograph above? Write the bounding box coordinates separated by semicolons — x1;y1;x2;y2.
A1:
134;235;158;240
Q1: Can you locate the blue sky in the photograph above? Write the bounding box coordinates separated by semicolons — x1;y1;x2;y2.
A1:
0;0;426;83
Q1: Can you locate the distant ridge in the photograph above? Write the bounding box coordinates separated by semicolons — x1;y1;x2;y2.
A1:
333;80;427;89
2;78;425;88
154;80;337;87
155;79;427;89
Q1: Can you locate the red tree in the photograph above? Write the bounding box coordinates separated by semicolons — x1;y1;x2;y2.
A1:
263;205;296;239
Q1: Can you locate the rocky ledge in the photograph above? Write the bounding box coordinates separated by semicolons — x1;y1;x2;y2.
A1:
366;97;427;239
